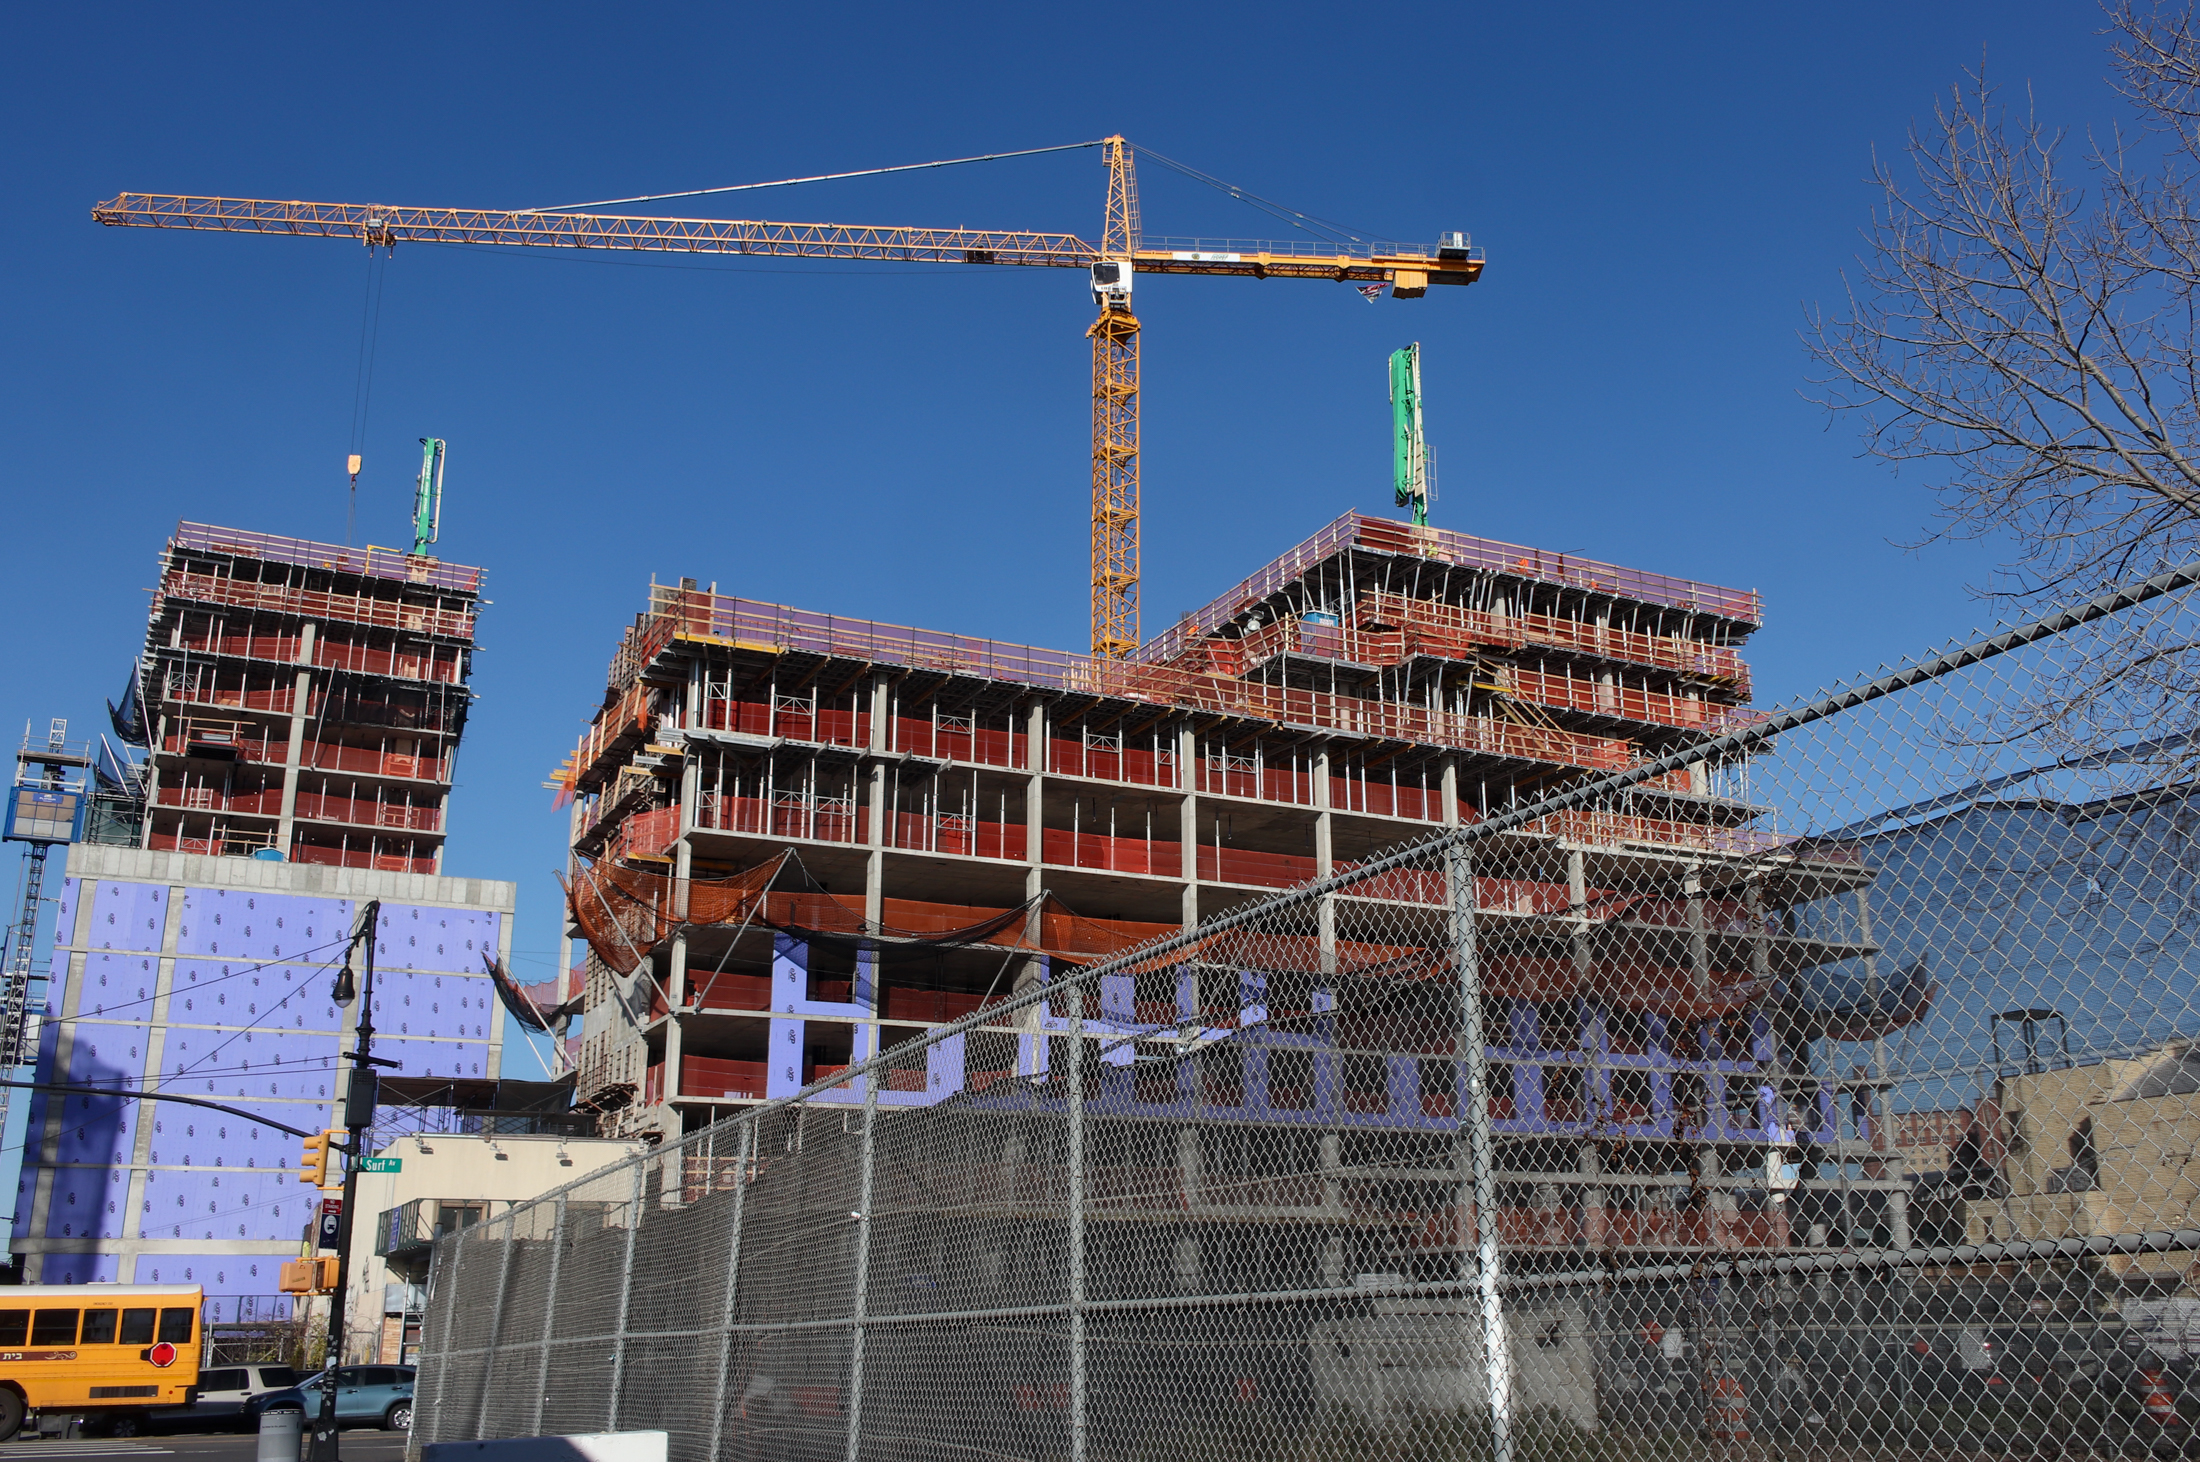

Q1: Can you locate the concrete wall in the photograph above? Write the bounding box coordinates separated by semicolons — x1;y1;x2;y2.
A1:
13;845;517;1301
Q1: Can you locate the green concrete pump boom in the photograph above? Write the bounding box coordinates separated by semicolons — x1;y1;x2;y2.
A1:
412;436;445;557
1389;343;1431;527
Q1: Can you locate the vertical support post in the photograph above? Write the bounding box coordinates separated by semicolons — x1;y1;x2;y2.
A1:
1446;843;1513;1462
529;1195;568;1435
707;1121;755;1462
846;1068;879;1462
1856;888;1908;1250
424;1219;465;1446
604;1160;646;1432
1177;721;1199;927
1067;987;1089;1462
473;1213;519;1440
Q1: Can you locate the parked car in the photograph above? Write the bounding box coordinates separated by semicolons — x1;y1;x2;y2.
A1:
245;1366;414;1433
147;1365;300;1433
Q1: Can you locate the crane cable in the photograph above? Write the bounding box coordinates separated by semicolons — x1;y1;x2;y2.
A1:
517;138;1398;259
525;139;1105;214
344;247;390;545
1130;144;1394;248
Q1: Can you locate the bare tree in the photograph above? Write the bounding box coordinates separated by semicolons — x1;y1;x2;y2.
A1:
1808;3;2200;772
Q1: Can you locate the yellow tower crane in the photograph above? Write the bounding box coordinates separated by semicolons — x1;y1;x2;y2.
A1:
92;138;1483;659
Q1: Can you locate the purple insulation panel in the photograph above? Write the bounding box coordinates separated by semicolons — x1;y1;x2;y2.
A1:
52;1021;151;1166
176;888;351;962
143;1103;305;1185
75;950;159;1021
376;905;499;975
167;960;345;1039
139;1255;280;1294
159;1023;337;1103
37;1253;120;1286
372;1035;488;1082
44;1164;129;1239
88;880;167;953
370;970;494;1042
51;878;77;953
137;1166;301;1243
200;1293;294;1323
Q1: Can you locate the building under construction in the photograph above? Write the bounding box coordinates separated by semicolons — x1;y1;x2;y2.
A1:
133;522;479;870
12;522;517;1296
557;508;1911;1264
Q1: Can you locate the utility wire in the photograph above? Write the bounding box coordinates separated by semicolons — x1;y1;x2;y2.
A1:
525;140;1104;213
39;937;350;1028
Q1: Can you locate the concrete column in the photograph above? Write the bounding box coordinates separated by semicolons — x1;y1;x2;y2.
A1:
1684;865;1709;992
275;622;317;853
1579;1143;1605;1247
1595;605;1617;713
1567;848;1591;980
1703;1145;1737;1255
866;674;890;929
139;704;164;850
675;757;699;919
1022;701;1048;997
1440;755;1460;828
1177;1126;1203;1213
1023;701;1046;873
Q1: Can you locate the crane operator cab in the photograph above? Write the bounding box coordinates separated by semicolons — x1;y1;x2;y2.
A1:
1090;259;1133;309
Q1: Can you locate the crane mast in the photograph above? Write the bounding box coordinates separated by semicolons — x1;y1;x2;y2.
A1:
92;143;1483;659
1089;138;1141;658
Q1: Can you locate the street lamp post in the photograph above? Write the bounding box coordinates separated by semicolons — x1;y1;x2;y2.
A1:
311;899;394;1462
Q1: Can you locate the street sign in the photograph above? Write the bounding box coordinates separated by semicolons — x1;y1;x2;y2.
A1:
320;1197;344;1215
359;1156;401;1173
316;1209;342;1250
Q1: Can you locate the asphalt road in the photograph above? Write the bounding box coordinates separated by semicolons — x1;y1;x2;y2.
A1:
0;1436;409;1462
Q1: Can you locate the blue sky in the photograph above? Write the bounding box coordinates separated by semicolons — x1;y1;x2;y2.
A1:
0;3;2126;1072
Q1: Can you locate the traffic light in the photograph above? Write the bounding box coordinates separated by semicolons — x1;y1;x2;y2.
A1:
298;1130;336;1187
277;1256;339;1294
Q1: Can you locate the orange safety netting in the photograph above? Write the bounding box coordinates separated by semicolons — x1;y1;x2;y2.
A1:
565;854;1189;977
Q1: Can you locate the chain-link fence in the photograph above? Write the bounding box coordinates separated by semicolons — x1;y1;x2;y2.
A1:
415;562;2200;1462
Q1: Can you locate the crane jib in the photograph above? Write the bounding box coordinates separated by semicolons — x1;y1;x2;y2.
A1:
89;194;1483;287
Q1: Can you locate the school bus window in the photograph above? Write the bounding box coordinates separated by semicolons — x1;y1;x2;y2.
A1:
118;1309;154;1345
156;1308;192;1344
30;1310;78;1346
80;1310;117;1345
0;1310;25;1347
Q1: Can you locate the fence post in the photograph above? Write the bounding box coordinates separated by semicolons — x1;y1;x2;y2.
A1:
846;1059;880;1462
425;1217;464;1445
1447;843;1513;1462
530;1194;568;1436
473;1212;519;1440
707;1120;755;1462
1068;990;1088;1462
605;1159;646;1433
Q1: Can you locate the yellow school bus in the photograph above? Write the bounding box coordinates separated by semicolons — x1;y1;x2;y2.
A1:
0;1285;203;1438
